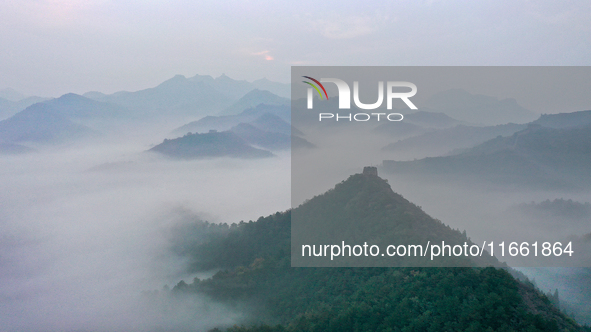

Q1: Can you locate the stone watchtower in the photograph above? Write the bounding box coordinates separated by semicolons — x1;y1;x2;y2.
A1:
363;166;378;176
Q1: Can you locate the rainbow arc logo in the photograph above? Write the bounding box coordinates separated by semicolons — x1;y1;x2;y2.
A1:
302;76;329;100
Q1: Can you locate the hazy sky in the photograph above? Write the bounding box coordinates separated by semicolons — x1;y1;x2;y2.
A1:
1;0;590;97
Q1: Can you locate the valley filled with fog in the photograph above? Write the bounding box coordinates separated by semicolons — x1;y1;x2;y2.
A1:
0;125;290;331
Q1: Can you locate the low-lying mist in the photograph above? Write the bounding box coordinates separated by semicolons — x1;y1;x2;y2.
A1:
381;172;591;323
0;140;290;331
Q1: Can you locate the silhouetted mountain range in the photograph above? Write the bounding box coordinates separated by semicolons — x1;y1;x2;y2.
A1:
83;74;290;118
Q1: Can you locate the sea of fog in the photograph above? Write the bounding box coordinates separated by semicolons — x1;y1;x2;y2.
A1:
2;135;590;330
0;142;291;332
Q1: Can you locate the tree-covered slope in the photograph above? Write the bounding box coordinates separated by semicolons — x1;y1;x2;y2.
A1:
149;131;274;159
168;172;585;331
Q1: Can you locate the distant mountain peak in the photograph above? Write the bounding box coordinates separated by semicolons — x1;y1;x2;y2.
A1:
56;92;86;101
216;73;235;82
156;75;189;88
188;74;214;83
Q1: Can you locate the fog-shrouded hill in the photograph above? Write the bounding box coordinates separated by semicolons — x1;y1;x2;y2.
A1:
382;123;527;160
509;199;591;222
0;96;50;120
148;130;274;159
38;93;124;120
251;112;300;136
0;93;131;145
424;89;538;125
532;110;591;129
500;199;591;251
218;89;289;116
166;168;583;331
84;75;232;117
251;78;291;98
291;167;500;267
171;104;290;136
383;122;591;189
0;103;96;144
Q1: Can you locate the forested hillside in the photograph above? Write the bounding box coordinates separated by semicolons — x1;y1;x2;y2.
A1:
168;173;586;332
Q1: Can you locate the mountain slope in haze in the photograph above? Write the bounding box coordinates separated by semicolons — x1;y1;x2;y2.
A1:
291;168;500;267
172;104;291;136
0;93;128;144
509;199;591;222
0;96;50;120
83;74;290;119
230;123;291;151
168;170;583;331
382;123;527;160
148;131;274;159
383;122;591;189
86;75;232;117
251;78;290;98
0;103;96;144
424;89;537;125
403;110;465;129
218;89;289;116
502;199;591;242
532;110;591;129
38;93;124;120
250;113;300;136
373;111;463;141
